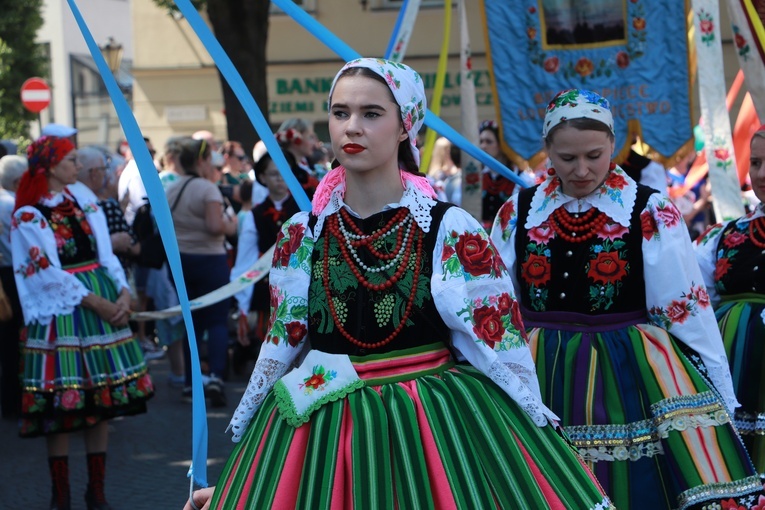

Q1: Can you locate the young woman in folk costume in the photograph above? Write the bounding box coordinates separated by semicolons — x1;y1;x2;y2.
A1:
490;89;764;509
185;59;611;510
693;125;765;473
276;117;321;199
11;136;154;510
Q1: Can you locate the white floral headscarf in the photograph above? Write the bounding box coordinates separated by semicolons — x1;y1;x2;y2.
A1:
542;89;614;139
329;57;427;166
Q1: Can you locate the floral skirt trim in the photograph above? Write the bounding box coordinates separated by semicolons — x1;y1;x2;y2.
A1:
211;357;611;509
681;476;765;510
18;266;153;438
717;297;765;474
528;318;763;509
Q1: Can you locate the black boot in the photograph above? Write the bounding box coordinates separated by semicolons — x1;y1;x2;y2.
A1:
84;452;112;510
48;456;71;510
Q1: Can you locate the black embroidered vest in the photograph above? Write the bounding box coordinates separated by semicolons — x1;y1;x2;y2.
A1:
713;219;765;295
307;202;453;356
515;184;656;314
36;197;97;268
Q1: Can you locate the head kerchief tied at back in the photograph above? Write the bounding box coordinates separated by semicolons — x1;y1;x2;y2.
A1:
329;57;427;166
542;89;614;139
14;136;76;211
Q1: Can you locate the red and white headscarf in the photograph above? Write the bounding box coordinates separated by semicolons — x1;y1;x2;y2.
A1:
14;136;75;211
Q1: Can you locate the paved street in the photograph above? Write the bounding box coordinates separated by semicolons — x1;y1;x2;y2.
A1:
0;357;250;510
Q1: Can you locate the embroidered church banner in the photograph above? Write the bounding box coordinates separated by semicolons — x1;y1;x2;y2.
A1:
480;0;693;166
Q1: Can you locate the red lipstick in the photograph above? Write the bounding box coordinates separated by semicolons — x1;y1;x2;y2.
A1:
343;143;365;154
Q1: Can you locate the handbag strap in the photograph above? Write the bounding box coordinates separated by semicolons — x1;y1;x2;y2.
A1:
170;176;197;213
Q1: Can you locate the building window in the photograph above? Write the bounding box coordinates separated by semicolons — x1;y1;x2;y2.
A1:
271;0;316;14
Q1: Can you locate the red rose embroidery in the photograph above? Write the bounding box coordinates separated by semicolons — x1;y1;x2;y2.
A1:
633;17;647;31
472;305;505;348
29;247;40;259
543;56;560;73
735;33;747;49
616;51;630;69
305;373;325;390
655;204;681;228
666;299;690;324
20;212;35;222
528;6;536;13
574;57;594;77
694;286;710;308
38;257;50;269
640;211;658;240
543;178;558;196
80;219;92;235
605;172;628;189
56;224;73;239
498;201;515;231
722;231;746;248
497;293;512;315
441;244;455;262
714;257;732;281
465;172;480;185
22;393;36;412
587;252;628;285
455;233;494;276
699;19;713;34
510;300;528;342
99;387;112;406
286;223;305;254
286;321;307;347
60;389;81;410
25;264;35;276
714;148;730;161
521;254;551;286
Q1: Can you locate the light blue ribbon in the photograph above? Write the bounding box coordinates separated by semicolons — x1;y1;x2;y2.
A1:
173;0;313;212
272;0;527;188
66;0;209;488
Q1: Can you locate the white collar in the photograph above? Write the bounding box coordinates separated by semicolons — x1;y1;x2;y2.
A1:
526;166;637;229
39;187;75;207
312;180;436;240
736;203;765;224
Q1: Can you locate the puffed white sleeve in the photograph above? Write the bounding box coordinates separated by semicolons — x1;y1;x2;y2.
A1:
431;206;557;427
227;212;313;442
641;193;738;413
692;222;730;308
230;212;260;314
489;193;523;294
11;207;90;325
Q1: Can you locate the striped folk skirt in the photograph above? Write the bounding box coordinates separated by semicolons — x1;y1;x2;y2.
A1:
211;344;611;509
526;309;764;510
19;265;153;438
716;294;765;473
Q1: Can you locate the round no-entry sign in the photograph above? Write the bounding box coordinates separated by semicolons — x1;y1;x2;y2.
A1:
20;77;51;113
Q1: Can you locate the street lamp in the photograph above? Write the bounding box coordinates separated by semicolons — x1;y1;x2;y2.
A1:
100;37;123;75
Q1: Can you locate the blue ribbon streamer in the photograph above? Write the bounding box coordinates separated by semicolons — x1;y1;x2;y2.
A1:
272;0;526;188
384;0;410;59
173;0;313;212
66;0;209;488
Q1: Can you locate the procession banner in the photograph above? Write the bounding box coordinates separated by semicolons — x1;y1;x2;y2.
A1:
726;0;765;119
459;0;483;219
480;0;694;167
692;0;745;220
386;0;423;61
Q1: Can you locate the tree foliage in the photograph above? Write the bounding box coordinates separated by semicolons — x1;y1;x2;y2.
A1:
150;0;271;153
0;0;47;142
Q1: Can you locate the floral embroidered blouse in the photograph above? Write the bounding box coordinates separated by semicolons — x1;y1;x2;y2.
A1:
489;167;738;413
228;179;558;442
11;182;128;326
693;204;765;320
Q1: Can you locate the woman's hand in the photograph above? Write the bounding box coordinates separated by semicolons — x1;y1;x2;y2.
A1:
81;293;130;328
184;487;214;510
110;232;133;254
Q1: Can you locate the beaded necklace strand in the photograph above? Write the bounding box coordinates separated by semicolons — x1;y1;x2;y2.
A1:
749;217;765;249
324;209;423;349
549;206;608;243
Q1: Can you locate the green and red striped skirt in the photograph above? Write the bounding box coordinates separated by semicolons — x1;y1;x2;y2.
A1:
211;343;610;509
526;309;764;510
716;294;765;473
19;264;153;438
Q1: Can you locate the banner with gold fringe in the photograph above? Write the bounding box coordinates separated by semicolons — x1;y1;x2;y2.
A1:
480;0;694;168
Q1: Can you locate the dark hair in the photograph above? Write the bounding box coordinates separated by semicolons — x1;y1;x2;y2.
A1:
449;144;461;168
178;137;210;176
544;117;615;147
330;66;420;175
239;179;253;203
253;152;274;185
221;140;243;157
